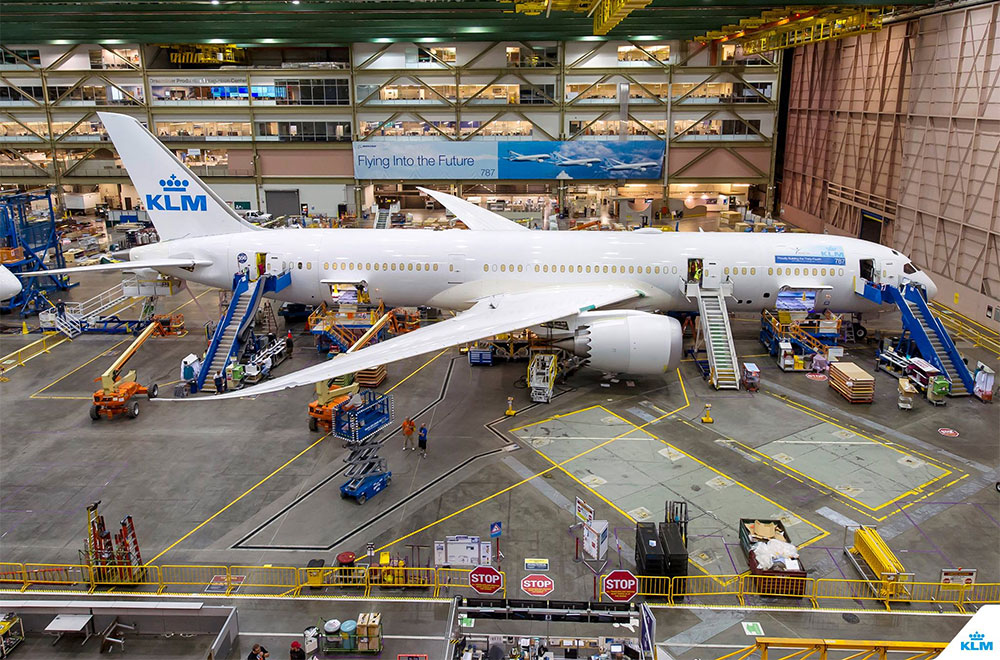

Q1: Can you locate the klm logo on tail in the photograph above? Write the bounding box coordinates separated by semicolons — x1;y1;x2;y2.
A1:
146;174;207;212
961;632;993;652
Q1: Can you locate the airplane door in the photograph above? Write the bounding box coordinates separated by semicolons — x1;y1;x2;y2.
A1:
448;253;466;284
881;260;898;287
702;260;721;288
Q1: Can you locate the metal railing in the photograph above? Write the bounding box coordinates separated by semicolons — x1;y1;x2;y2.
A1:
0;332;70;375
929;300;1000;357
2;561;996;612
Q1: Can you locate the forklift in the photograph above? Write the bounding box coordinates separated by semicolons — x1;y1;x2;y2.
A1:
90;321;163;420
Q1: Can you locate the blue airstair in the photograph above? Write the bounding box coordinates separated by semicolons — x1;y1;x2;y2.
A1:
197;270;291;392
868;283;974;396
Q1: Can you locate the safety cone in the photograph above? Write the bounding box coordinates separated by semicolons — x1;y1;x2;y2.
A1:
700;403;714;424
21;321;29;334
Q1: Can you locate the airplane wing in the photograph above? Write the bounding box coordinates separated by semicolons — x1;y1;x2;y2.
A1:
203;284;643;400
418;187;530;232
19;257;213;277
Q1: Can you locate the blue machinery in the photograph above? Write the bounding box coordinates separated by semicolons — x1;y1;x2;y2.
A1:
0;189;74;315
856;281;974;396
196;270;290;392
336;391;394;505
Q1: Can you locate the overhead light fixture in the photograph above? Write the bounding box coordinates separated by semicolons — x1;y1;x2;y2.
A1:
291;0;300;4
211;0;219;4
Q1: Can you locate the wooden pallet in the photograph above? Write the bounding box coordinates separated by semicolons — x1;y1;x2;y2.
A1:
829;361;875;403
356;364;387;388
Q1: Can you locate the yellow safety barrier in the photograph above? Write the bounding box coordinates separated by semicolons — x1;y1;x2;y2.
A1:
929;300;1000;356
159;564;230;594
297;566;368;596
715;636;947;660
965;582;1000;604
435;568;508;599
22;563;92;591
229;565;299;595
670;574;743;606
851;526;911;598
0;563;26;585
634;575;671;600
814;578;887;610
0;332;69;374
368;565;436;596
90;565;161;592
3;560;999;614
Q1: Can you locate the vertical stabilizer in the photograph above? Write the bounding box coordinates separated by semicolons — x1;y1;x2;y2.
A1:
98;112;256;241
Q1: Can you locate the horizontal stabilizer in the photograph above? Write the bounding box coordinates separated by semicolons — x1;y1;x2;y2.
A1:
418;187;529;232
19;258;212;277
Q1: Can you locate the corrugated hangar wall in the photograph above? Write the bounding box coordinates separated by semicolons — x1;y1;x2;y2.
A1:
779;1;1000;325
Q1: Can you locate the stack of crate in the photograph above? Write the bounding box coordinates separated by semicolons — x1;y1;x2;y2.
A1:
829;361;875;403
356;612;382;652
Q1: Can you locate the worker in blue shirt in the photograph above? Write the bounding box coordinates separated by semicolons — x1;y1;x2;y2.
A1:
418;424;428;458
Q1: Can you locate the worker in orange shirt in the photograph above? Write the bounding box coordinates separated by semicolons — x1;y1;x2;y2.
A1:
401;417;416;451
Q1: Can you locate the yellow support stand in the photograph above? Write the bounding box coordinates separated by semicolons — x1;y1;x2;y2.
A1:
700;403;714;424
505;396;517;417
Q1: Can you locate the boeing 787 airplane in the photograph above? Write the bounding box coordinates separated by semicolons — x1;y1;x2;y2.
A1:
24;113;937;400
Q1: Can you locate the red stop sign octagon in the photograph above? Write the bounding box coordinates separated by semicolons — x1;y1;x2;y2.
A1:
521;573;555;597
603;570;639;602
469;565;504;595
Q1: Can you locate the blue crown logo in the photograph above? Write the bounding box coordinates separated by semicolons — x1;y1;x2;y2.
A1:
159;174;189;192
970;632;985;641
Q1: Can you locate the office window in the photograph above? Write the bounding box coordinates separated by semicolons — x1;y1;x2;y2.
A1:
276;78;350;105
519;84;555;105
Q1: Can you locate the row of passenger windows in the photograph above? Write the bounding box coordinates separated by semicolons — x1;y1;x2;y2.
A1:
294;261;848;277
484;264;680;274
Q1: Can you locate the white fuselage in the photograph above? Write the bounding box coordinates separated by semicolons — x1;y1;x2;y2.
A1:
134;229;933;314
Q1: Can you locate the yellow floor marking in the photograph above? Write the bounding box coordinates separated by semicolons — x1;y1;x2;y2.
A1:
30;338;131;399
509;404;604;433
759;391;956;511
384;349;448;394
148;433;330;563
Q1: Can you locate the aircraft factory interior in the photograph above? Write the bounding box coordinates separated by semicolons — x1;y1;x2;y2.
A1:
1;1;999;659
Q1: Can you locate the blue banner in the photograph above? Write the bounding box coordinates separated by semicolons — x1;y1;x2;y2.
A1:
353;140;665;180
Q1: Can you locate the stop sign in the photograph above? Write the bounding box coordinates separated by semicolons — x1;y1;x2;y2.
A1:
603;570;638;602
520;573;555;597
469;565;504;595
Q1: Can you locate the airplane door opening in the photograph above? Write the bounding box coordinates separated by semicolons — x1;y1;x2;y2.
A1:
687;258;704;285
859;258;876;283
254;252;267;280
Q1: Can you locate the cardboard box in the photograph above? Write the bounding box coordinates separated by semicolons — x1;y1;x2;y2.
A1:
357;637;369;651
357;613;369;635
368;612;381;634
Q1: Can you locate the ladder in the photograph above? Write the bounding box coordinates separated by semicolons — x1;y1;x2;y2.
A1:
257;300;279;335
695;288;739;390
888;285;973;396
198;274;268;392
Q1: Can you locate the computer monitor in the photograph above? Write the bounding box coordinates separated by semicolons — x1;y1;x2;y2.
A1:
610;644;624;653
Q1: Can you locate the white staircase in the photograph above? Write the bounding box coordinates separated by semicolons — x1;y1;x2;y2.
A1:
200;287;254;393
41;277;138;338
696;288;739;390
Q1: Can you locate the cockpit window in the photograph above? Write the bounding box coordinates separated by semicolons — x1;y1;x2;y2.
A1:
903;262;917;275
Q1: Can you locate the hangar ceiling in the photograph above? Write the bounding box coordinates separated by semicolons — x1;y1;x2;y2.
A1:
1;0;928;45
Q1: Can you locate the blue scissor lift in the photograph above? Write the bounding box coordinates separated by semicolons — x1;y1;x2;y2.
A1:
335;391;394;504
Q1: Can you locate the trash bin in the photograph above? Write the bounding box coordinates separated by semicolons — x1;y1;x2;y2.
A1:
323;619;341;650
306;558;325;590
336;552;356;567
340;619;357;650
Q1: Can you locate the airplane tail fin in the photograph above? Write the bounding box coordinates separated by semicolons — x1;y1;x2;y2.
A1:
99;112;257;241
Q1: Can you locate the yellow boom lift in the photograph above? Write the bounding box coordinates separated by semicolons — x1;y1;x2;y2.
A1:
90;321;164;421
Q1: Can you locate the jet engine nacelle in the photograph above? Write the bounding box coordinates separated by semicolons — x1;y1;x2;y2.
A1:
568;310;682;375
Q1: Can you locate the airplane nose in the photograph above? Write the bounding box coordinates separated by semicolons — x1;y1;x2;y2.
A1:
923;275;938;299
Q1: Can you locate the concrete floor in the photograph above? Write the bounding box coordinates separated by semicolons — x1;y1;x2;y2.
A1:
1;274;998;658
